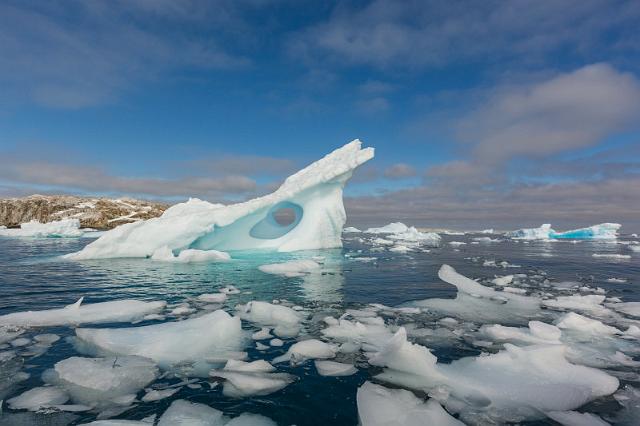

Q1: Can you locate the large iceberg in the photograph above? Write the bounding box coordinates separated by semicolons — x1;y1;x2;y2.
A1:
506;223;621;240
66;140;374;259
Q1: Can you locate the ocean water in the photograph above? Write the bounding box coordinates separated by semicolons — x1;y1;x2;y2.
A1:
0;232;638;425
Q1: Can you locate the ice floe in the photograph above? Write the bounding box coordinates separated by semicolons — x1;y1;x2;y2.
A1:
75;310;245;376
7;386;69;411
407;265;543;324
236;301;302;338
357;381;463;426
66;140;374;259
0;298;166;327
314;360;357;376
43;356;158;408
364;222;408;234
273;339;335;365
369;327;619;423
210;359;295;397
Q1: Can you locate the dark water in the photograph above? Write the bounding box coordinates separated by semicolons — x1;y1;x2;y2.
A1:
0;233;638;425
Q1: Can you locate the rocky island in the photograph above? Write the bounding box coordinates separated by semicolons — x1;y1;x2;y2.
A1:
0;194;167;230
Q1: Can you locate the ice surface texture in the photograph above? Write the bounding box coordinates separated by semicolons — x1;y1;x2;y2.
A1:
67;140;374;259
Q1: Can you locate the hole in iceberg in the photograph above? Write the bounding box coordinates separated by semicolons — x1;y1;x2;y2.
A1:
249;201;303;240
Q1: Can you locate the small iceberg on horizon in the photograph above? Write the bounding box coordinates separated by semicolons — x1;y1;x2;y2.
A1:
0;218;85;238
506;223;621;240
66;140;374;260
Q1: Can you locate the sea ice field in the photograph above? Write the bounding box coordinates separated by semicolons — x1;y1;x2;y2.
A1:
0;226;639;425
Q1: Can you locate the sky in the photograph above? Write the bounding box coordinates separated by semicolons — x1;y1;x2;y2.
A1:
1;0;639;231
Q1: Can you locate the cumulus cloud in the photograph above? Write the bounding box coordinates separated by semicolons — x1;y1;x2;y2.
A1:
457;63;640;163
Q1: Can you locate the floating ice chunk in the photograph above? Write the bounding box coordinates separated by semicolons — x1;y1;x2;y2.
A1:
0;326;24;344
343;227;361;233
157;399;224;426
547;411;611;426
543;294;611;316
552;223;621;240
606;277;628;283
608;302;640;318
389;244;411;253
75;310;244;375
9;337;30;347
269;338;283;347
448;241;466;247
236;301;302;338
479;321;562;345
141;387;179;402
45;356;158;408
0;219;83;238
370;328;619;423
251;327;272;340
357;381;463;426
365;222;408;234
151;246;231;263
592;253;631;260
197;293;228;304
273;339;335;365
506;224;553;240
7;386;69;411
0;298;166;327
491;275;513;286
258;259;321;277
407;265;542;324
67;140;374;259
372;238;393;245
34;333;60;345
314;360;357;376
322;318;393;352
613;385;640;425
556;312;621;335
211;359;294;397
388;227;441;246
472;237;500;243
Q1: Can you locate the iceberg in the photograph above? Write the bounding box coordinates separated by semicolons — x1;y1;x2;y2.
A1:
66;140;374;259
0;218;84;238
505;223;553;240
506;223;621;240
551;223;621;240
364;222;408;234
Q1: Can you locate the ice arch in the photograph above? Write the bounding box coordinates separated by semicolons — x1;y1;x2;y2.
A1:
67;140;374;259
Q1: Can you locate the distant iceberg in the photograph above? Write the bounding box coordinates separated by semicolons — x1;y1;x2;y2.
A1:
66;140;374;259
551;223;621;240
506;223;621;240
0;218;84;238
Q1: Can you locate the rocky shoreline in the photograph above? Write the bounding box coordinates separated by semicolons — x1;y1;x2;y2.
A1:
0;195;167;230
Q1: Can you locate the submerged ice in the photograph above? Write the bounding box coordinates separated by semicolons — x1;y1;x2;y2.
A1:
66;140;374;259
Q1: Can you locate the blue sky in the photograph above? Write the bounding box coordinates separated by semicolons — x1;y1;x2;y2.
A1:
1;0;639;230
